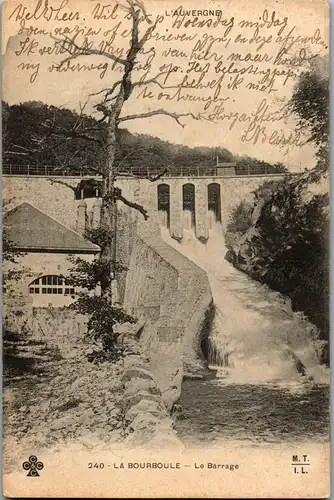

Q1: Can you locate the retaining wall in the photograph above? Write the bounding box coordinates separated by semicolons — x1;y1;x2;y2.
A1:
122;221;213;409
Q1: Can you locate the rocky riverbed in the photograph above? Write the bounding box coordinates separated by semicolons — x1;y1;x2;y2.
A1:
3;331;182;474
3;339;124;471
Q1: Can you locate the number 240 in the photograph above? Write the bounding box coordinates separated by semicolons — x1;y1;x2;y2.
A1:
88;463;105;469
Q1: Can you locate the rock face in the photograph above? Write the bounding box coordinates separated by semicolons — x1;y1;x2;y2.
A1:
225;166;329;360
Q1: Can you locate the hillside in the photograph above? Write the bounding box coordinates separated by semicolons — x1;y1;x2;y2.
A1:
3;101;287;176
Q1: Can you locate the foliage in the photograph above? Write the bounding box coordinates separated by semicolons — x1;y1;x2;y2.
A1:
227;63;330;362
260;183;329;354
66;252;132;361
290;58;329;160
227;201;253;235
3;199;19;263
67;255;127;291
70;294;136;360
3;101;104;173
227;172;329;362
2;199;28;285
84;227;114;248
3;233;19;264
3;101;287;175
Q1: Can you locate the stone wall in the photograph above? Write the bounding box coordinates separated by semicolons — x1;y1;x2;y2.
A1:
162;175;284;238
3;176;79;230
3;174;284;239
3;294;88;356
121;220;213;409
119;335;183;449
31;308;87;351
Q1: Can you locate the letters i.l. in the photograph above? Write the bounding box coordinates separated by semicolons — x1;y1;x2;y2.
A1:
294;466;308;474
292;454;309;474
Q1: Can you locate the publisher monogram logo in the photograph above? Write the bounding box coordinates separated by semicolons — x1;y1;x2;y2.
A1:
22;455;44;477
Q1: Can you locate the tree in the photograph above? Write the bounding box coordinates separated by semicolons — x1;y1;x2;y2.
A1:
3;102;288;176
13;0;200;360
46;0;199;286
227;201;253;235
3;101;104;173
2;199;28;286
289;57;329;167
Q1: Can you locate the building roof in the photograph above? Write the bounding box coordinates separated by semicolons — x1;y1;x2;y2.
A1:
4;203;100;253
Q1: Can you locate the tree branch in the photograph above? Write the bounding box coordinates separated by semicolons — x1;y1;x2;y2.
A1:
117;193;149;220
137;20;157;50
118;166;170;181
41;123;103;145
108;185;149;219
146;167;169;181
5;137;63;157
47;178;77;191
124;0;152;24
117;109;200;127
91;81;122;101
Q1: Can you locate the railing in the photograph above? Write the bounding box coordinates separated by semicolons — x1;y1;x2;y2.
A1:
2;165;89;177
2;164;287;178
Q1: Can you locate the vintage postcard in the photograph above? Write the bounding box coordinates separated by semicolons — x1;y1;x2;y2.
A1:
2;0;330;497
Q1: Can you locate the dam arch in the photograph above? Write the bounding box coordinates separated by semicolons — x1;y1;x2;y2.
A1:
182;183;196;230
208;182;222;225
157;183;170;228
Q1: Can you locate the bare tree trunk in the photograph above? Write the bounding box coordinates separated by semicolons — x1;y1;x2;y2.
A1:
38;1;199;309
100;116;118;303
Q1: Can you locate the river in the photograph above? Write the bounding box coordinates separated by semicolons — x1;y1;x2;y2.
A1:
161;212;330;447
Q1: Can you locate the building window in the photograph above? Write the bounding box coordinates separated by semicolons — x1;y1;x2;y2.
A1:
29;275;75;295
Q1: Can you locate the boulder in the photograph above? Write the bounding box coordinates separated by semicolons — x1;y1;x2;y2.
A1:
70;377;90;391
122;391;162;411
146;431;185;451
128;412;173;433
122;367;155;384
125;399;166;423
123;355;146;370
117;333;142;356
114;321;145;337
124;377;161;397
125;412;183;449
285;349;307;376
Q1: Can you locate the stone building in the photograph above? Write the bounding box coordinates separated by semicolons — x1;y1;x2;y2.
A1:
4;202;100;308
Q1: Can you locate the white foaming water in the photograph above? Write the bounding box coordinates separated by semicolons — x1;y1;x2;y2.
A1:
161;211;329;386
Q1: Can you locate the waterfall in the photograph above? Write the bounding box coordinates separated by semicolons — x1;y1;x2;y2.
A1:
161;211;329;385
182;209;194;230
158;210;168;228
208;210;216;230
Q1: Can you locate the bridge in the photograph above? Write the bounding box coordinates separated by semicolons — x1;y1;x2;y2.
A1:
3;162;285;178
3;165;287;241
